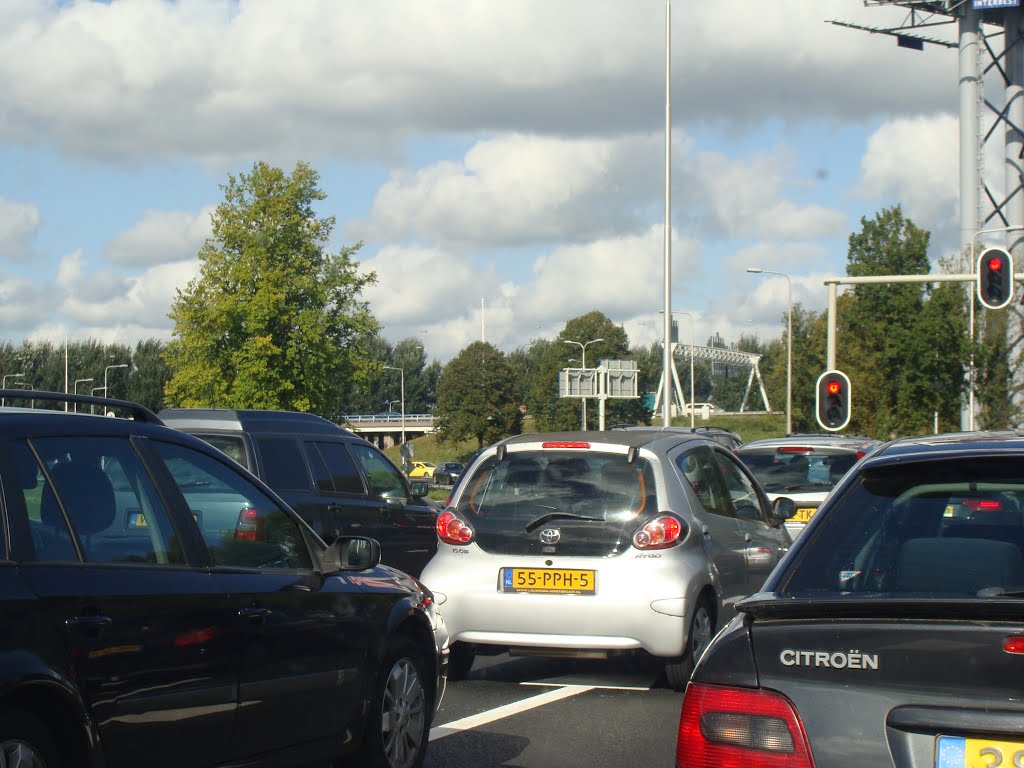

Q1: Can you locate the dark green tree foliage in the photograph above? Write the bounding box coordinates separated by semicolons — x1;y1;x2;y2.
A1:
976;307;1016;429
509;338;552;416
530;311;644;431
434;342;522;449
843;206;960;436
163;161;378;416
126;339;172;411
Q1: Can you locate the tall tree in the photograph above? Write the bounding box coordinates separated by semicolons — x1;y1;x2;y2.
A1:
434;341;522;449
163;162;378;416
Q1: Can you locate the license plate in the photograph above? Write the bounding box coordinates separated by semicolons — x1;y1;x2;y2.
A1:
128;511;148;527
791;506;818;523
936;735;1024;767
501;568;596;595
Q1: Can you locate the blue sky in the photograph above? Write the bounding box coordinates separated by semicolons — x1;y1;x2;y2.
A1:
0;0;974;363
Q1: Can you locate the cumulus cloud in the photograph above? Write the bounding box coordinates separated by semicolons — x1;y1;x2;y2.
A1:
0;1;953;165
105;206;214;266
0;197;40;260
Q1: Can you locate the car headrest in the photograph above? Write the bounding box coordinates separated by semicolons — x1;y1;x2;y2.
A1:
40;463;116;537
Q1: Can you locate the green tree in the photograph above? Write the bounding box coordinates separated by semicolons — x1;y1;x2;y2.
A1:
163;161;378;416
434;341;522;449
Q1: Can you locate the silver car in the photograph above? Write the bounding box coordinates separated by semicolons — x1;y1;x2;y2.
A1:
419;431;794;690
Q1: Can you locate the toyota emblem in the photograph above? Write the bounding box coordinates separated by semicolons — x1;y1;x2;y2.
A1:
539;528;561;545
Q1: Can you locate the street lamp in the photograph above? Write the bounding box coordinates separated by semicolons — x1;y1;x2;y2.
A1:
564;338;604;430
747;268;793;435
661;310;696;428
383;365;405;446
103;364;129;398
1;373;24;408
73;377;93;413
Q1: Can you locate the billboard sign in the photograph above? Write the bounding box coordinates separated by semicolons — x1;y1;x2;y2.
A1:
973;0;1019;8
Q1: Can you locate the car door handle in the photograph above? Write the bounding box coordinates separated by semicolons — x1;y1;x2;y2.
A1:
701;525;712;539
238;607;271;622
66;614;113;629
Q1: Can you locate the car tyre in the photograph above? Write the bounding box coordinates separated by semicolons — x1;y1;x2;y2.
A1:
359;639;431;768
0;709;60;768
446;642;475;681
664;595;714;691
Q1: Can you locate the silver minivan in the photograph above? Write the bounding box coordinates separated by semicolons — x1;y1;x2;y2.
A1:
419;431;794;689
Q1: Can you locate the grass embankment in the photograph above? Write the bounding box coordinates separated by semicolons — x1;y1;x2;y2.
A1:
388;412;788;502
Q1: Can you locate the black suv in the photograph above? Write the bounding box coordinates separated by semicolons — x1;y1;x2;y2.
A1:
157;407;438;577
0;390;446;768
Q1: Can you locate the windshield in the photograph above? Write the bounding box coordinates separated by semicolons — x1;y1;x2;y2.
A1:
780;456;1024;599
739;451;857;494
455;450;659;556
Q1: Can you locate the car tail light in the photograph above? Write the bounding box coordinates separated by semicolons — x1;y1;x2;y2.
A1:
1003;636;1024;654
541;441;591;449
776;447;813;454
437;510;474;545
963;499;1003;512
234;506;264;541
633;515;686;550
676;683;814;768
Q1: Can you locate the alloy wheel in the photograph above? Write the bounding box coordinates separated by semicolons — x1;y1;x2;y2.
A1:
0;740;47;768
380;656;426;768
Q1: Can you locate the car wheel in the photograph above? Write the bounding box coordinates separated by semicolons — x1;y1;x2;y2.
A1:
664;595;714;691
359;640;431;768
0;710;60;768
446;642;476;681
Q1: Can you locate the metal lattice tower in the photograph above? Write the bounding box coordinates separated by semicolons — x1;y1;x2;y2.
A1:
652;344;771;416
836;1;1024;258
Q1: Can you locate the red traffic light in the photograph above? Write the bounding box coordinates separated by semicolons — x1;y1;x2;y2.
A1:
988;256;1003;272
826;380;841;395
978;247;1014;309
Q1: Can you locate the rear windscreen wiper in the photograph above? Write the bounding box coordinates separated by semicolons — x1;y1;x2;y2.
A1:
524;512;603;533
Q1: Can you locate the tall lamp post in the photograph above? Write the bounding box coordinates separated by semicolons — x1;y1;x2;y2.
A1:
662;310;696;428
1;373;24;408
383;365;405;446
73;377;93;413
747;268;793;435
564;338;604;430
103;364;129;398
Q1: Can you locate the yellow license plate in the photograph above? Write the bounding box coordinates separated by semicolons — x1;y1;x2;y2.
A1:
791;506;818;523
936;735;1024;767
501;568;596;595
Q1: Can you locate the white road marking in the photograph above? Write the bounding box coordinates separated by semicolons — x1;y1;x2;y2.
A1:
429;684;594;741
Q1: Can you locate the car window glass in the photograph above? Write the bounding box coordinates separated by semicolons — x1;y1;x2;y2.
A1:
152;441;312;571
349;443;406;498
715;451;767;523
193;433;249;470
306;441;365;495
255;437;310;491
28;437;184;565
677;445;733;518
782;457;1024;598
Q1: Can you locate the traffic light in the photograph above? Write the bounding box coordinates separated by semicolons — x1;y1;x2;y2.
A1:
816;370;851;432
977;247;1014;309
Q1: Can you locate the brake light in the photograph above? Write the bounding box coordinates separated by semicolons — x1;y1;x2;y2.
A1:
1003;637;1024;654
777;447;813;454
633;515;686;550
855;450;867;460
677;683;814;768
234;507;263;541
963;499;1003;512
541;441;591;449
437;510;474;545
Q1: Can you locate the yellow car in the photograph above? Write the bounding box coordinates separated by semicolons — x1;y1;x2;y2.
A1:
408;461;437;479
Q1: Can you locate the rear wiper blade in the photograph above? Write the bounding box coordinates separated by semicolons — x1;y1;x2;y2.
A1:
524;512;603;533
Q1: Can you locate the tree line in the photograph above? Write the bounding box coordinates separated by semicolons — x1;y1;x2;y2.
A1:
2;162;1018;447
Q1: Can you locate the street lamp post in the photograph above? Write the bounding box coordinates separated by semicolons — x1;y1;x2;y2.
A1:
664;311;696;428
564;338;604;430
747;268;793;435
383;365;405;446
96;364;129;415
1;373;24;408
73;377;93;413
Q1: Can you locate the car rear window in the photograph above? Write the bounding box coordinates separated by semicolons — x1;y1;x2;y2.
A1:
739;451;857;494
780;456;1024;598
455;450;658;556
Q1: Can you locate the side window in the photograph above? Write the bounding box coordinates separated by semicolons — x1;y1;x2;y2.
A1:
255;437;311;492
305;441;365;495
715;451;768;523
349;443;406;498
27;437;185;565
676;445;733;518
152;441;312;571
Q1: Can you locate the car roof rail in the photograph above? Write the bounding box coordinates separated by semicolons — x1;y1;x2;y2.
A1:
0;389;163;424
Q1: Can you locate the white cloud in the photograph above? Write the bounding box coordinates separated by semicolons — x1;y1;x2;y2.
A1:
0;197;40;259
105;206;214;266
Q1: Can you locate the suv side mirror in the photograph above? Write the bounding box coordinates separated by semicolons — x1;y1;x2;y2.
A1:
408;480;429;499
771;497;797;523
322;536;382;573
